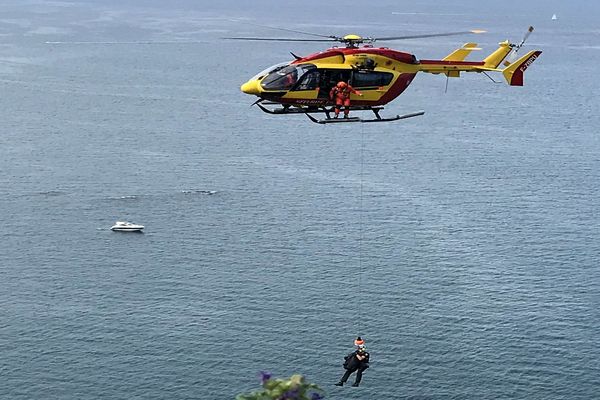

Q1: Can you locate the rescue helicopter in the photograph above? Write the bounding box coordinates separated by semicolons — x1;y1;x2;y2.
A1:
229;25;541;124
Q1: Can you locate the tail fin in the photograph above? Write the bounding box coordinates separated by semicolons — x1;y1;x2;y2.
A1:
483;41;513;68
443;43;481;61
502;50;542;86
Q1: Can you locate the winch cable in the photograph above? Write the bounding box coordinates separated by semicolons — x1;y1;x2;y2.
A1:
356;124;365;336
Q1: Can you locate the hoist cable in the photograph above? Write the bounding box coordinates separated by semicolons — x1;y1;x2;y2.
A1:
357;124;365;336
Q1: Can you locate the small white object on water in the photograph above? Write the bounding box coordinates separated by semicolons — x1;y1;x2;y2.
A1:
111;221;144;232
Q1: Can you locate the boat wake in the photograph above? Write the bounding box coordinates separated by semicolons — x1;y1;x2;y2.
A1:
181;189;217;195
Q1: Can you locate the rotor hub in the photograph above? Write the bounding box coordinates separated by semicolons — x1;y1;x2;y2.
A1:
340;34;373;48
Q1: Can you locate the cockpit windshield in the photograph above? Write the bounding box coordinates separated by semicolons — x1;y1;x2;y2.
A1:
250;62;289;81
261;64;316;90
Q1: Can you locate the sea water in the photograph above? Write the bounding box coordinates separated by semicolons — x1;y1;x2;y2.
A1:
1;1;599;399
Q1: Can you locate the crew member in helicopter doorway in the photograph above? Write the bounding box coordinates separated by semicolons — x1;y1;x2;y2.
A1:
329;81;362;118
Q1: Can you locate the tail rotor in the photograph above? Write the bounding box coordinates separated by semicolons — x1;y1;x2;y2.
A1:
504;26;534;66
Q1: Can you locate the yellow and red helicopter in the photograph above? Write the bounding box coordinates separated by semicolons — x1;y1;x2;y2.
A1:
229;25;541;123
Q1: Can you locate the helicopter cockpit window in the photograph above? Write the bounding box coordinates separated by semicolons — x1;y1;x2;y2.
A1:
292;70;320;91
261;64;316;91
352;71;394;89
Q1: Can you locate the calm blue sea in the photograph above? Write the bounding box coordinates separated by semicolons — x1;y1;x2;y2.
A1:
1;1;599;399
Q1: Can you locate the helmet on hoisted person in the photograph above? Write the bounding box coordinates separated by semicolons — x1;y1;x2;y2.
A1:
354;336;365;346
336;81;348;88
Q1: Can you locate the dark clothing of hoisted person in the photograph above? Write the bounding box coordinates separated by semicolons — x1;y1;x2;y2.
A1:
335;349;370;387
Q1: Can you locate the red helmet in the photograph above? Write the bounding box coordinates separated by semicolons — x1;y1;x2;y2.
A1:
336;81;347;88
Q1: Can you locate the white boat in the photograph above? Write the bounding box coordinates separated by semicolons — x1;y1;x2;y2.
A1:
111;221;144;232
552;14;557;20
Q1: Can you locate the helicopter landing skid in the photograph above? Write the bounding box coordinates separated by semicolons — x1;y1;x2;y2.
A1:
255;102;320;114
255;100;386;116
253;100;424;123
305;110;425;124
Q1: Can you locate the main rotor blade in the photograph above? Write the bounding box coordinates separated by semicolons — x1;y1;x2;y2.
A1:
229;20;336;39
223;37;336;42
375;30;486;41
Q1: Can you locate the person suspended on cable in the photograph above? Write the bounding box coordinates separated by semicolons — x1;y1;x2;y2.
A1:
329;81;362;119
335;341;370;387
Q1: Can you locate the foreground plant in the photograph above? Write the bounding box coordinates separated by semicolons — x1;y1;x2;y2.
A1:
236;372;324;400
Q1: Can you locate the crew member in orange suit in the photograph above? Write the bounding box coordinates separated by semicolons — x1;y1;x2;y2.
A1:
329;81;362;118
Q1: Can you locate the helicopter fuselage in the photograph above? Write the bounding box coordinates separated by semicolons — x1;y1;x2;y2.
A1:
241;46;423;107
241;38;541;112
